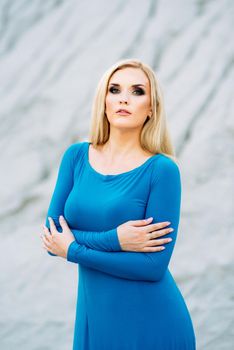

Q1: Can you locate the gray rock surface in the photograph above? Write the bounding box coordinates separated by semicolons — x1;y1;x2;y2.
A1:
0;1;233;349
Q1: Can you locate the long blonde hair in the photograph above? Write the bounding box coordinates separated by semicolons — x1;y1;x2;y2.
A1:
88;58;177;163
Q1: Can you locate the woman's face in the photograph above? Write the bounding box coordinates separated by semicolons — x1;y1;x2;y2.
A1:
105;67;152;130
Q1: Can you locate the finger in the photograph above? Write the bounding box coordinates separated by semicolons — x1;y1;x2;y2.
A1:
42;243;48;250
43;227;51;241
42;242;52;254
41;239;50;249
147;237;172;246
42;224;51;233
154;221;172;230
146;221;171;232
142;246;165;252
150;227;174;238
48;217;57;235
41;233;51;247
42;232;52;244
131;217;153;227
42;238;49;250
40;233;46;241
59;215;69;230
43;226;53;241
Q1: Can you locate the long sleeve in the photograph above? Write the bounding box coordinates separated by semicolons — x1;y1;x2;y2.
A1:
44;143;121;256
67;156;182;282
71;228;121;252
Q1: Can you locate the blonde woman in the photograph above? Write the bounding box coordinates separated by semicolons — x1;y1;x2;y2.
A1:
41;59;196;349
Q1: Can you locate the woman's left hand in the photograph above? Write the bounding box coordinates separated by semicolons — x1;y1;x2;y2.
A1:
41;216;75;258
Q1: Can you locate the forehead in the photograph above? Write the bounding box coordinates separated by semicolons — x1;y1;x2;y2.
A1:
109;67;149;86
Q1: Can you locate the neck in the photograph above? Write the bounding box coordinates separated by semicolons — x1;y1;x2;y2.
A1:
101;129;143;159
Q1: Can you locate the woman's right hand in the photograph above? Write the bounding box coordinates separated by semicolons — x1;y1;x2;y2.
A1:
117;218;174;252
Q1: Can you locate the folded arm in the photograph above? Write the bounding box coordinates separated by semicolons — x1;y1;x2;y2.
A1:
66;156;182;282
44;144;181;282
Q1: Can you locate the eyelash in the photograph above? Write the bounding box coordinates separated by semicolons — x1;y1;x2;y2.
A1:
108;87;145;95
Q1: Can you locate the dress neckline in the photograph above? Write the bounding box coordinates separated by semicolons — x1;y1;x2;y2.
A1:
84;141;162;178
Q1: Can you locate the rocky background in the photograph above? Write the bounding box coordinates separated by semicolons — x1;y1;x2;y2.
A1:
0;1;233;349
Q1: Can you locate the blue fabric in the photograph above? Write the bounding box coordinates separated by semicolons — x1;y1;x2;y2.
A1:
45;141;196;350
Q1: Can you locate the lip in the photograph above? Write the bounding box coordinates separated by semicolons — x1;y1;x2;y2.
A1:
116;109;132;115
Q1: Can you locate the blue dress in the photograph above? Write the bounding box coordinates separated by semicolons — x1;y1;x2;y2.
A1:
45;141;196;350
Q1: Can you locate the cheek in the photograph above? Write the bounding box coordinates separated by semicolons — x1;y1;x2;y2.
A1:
105;94;116;110
134;97;151;113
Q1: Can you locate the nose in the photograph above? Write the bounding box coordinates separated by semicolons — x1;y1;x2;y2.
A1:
119;90;129;104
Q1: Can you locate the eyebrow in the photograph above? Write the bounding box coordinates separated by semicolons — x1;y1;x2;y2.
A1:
109;83;146;87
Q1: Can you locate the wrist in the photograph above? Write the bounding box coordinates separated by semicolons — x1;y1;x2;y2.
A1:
116;227;123;250
65;239;75;258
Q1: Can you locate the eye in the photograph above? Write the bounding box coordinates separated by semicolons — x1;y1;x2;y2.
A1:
108;87;145;95
132;88;145;95
109;87;119;94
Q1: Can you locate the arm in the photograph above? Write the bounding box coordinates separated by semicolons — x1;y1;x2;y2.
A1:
66;156;182;282
71;228;121;252
44;143;121;256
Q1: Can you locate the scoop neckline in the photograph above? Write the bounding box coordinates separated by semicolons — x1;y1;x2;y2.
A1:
84;141;161;178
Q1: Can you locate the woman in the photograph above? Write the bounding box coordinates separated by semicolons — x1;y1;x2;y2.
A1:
41;58;196;349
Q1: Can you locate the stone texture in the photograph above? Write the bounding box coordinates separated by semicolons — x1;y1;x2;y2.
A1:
0;1;233;349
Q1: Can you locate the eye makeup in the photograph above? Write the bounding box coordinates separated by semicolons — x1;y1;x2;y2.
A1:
108;84;145;95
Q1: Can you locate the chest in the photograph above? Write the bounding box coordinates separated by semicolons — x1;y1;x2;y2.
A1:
64;166;152;230
89;145;154;175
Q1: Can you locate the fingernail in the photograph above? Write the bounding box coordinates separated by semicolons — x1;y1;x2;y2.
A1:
60;215;64;219
147;217;153;220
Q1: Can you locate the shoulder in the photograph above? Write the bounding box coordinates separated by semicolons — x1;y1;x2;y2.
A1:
151;154;181;185
64;141;86;152
155;154;180;172
61;141;87;163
